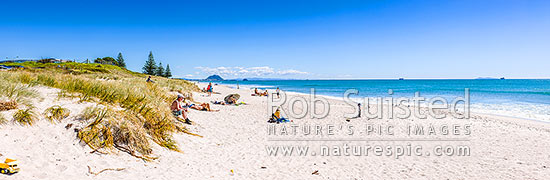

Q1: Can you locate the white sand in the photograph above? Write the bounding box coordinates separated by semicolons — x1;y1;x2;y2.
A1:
1;83;549;179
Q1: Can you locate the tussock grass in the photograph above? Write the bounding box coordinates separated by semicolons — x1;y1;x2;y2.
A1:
0;114;7;125
78;106;105;121
44;105;70;123
0;77;38;107
1;62;199;158
35;74;57;86
77;107;115;153
13;108;37;126
78;106;156;160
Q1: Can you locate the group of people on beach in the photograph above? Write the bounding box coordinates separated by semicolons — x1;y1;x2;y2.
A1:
253;88;268;96
170;91;219;125
168;81;289;125
170;82;249;124
252;87;280;98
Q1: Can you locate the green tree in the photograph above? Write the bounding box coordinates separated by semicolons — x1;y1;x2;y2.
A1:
142;51;157;75
94;58;103;64
94;57;117;65
164;64;172;78
102;57;117;65
116;52;126;68
156;62;165;76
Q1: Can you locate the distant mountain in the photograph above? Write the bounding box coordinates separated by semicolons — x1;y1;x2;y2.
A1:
205;74;224;81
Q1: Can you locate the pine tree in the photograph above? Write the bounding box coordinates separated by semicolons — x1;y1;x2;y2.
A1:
117;52;126;68
142;51;157;75
164;64;172;78
156;62;165;76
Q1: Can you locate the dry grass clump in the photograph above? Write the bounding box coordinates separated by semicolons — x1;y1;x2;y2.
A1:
43;105;70;123
13;108;37;126
0;114;7;125
77;106;115;152
0;100;18;111
112;111;155;159
78;106;156;161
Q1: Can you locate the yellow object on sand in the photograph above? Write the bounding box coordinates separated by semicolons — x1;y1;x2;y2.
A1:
0;158;20;174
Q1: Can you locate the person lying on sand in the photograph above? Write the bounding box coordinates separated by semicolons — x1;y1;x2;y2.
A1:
171;94;192;124
268;108;289;123
189;103;219;112
212;100;246;106
253;88;259;95
211;100;226;105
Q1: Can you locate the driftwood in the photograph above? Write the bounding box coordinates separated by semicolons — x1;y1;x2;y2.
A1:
87;165;125;175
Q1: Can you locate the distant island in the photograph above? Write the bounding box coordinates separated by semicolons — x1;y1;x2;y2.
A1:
205;74;224;81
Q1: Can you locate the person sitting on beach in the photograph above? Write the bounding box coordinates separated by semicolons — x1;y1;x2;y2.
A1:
146;76;155;83
269;108;289;123
262;90;268;96
170;94;191;124
356;103;361;118
346;103;361;121
253;88;259;96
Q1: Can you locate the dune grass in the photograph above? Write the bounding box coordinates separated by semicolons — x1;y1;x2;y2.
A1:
0;114;7;125
0;77;38;108
77;106;115;152
13;108;38;126
78;106;157;160
0;62;199;158
44;105;71;123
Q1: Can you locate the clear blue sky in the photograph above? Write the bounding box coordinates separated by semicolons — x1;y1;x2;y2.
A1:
1;0;549;79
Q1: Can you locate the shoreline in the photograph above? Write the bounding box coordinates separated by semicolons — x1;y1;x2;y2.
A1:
211;82;550;124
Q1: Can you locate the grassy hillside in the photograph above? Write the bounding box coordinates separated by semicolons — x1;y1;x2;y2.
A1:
0;62;199;160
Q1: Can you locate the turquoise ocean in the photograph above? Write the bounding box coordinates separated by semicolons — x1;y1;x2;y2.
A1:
210;79;550;122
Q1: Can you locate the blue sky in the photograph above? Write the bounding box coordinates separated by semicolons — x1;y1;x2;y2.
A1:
1;0;549;79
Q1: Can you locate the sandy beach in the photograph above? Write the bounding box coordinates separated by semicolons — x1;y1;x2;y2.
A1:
0;82;548;179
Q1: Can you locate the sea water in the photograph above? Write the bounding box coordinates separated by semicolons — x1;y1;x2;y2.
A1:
212;79;550;122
